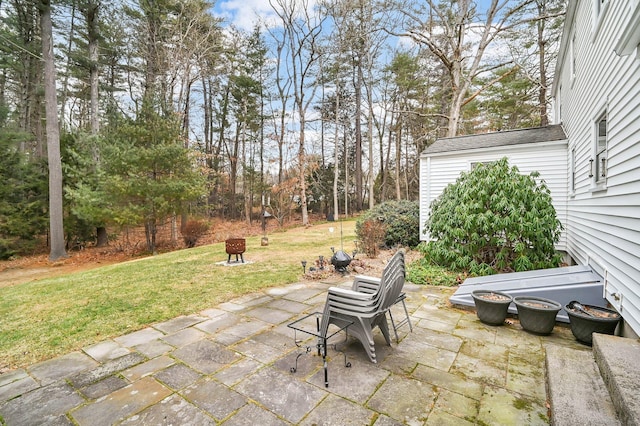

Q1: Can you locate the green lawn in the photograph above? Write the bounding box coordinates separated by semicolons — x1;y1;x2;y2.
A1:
0;221;359;370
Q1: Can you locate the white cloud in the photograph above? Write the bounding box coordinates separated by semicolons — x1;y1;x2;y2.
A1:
215;0;276;31
214;0;318;31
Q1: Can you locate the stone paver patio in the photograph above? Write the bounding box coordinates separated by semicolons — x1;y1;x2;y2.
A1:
0;280;588;425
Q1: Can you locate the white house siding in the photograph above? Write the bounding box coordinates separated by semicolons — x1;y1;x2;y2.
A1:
554;0;640;336
419;140;568;252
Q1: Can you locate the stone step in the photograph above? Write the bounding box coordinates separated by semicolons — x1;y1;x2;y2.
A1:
593;334;640;426
545;343;620;426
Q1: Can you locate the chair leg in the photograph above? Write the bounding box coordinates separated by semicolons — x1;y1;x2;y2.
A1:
389;296;413;343
388;310;400;343
376;314;392;346
401;298;413;332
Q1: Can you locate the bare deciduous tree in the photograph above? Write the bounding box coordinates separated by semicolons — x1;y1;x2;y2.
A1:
399;0;543;137
269;0;325;226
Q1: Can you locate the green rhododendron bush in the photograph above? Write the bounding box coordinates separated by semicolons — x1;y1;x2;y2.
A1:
421;157;563;275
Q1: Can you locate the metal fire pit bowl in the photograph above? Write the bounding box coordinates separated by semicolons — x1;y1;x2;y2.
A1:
331;250;352;273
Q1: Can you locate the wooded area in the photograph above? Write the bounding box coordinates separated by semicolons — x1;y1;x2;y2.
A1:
0;0;564;260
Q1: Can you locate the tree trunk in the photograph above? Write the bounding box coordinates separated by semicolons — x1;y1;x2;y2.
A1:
353;63;363;211
86;0;108;247
59;1;76;131
333;86;340;220
537;0;549;126
40;0;67;261
367;76;374;209
145;219;157;254
96;228;108;246
395;123;401;200
299;115;309;226
343;130;349;217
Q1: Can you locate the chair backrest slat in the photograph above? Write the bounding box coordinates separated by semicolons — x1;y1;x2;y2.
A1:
379;250;405;311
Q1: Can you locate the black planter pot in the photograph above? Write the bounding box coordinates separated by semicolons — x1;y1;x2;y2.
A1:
471;290;513;326
565;302;621;345
513;296;561;335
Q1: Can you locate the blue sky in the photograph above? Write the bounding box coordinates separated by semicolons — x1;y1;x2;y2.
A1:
212;0;506;31
213;0;290;31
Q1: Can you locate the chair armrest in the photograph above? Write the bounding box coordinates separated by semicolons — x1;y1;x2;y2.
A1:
328;286;374;301
352;275;382;293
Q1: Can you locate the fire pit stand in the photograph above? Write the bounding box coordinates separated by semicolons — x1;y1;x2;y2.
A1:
225;238;246;263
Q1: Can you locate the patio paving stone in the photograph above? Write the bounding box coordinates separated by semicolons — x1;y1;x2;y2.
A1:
373;414;405;425
0;382;83;426
120;394;215;425
244;306;297;324
266;298;311;314
79;375;128;399
235;366;326;424
307;355;390;404
28;351;98;386
477;385;549;425
212;318;271;345
232;338;287;364
433;388;480;420
71;376;171;426
300;394;377;425
83;340;131;362
160;326;208;347
172;339;240;374
153;314;208;334
222;402;289;426
367;374;437;425
180;377;246;421
0;279;580;425
114;327;164;347
122;355;175;382
459;338;510;364
153;363;202;390
393;338;458;371
132;338;174;358
194;312;241;334
281;287;325;303
424;410;475;426
69;352;146;388
411;364;484;401
251;327;298;350
0;371;39;402
213;358;263;386
450;352;508;388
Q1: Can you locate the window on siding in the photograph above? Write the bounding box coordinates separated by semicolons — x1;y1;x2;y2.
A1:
591;112;608;184
596;0;609;16
558;84;562;122
570;32;576;83
592;0;609;36
570;147;576;194
470;161;494;170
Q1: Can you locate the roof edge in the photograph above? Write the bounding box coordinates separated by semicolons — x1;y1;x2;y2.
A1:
421;138;568;158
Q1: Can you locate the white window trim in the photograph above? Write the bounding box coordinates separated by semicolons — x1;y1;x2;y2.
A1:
590;105;608;192
569;146;576;197
614;1;640;56
592;0;610;41
570;32;577;86
557;84;562;123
